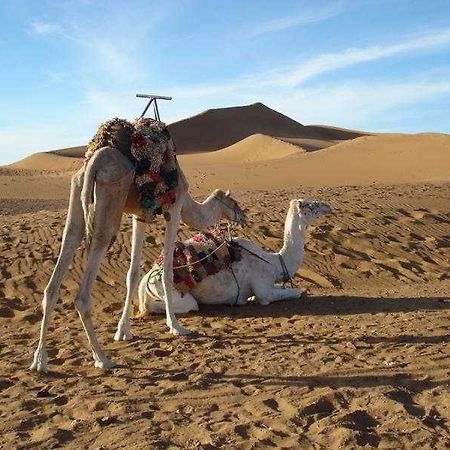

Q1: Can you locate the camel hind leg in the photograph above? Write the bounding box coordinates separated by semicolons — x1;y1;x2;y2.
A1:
138;273;199;315
114;217;146;341
73;174;131;368
30;171;85;372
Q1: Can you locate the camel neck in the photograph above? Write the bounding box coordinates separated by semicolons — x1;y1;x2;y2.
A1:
181;192;221;230
279;209;308;278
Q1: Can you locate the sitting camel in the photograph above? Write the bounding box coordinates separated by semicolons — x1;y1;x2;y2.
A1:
30;140;245;372
139;199;331;314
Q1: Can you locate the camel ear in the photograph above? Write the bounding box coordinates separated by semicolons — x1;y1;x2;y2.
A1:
225;190;231;197
297;200;303;212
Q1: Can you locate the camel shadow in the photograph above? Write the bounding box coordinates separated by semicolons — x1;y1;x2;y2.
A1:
195;295;450;319
83;365;450;395
204;372;450;392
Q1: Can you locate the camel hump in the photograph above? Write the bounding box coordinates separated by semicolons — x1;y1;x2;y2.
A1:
87;118;135;162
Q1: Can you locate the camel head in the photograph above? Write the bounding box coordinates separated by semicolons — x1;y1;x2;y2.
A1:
296;199;331;224
213;190;246;226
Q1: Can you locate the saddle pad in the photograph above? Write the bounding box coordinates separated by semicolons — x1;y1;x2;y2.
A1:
155;231;242;295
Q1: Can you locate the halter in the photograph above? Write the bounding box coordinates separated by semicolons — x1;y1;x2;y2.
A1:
214;196;243;225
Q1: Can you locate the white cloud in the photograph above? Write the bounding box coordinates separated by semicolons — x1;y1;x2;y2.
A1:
278;29;450;87
29;19;61;35
264;79;450;130
246;1;347;38
27;2;174;84
170;28;450;98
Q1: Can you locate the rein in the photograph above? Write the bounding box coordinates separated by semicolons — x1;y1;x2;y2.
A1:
229;241;271;265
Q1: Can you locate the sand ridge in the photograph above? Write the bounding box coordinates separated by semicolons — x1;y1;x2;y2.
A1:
0;182;449;449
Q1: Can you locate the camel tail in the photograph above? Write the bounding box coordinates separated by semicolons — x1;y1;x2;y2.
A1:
81;160;97;249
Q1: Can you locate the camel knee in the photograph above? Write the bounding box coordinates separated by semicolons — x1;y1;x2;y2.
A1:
64;225;85;244
127;267;141;288
74;296;91;318
91;232;114;249
43;285;58;304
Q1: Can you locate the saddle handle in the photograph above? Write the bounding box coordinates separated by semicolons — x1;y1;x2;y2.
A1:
136;93;173;120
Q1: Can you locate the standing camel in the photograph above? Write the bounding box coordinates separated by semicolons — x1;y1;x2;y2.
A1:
139;199;331;314
30;141;245;373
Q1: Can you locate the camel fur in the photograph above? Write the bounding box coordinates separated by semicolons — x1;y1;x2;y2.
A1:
139;199;331;314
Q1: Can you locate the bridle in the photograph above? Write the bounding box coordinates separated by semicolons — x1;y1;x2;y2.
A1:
215;195;244;225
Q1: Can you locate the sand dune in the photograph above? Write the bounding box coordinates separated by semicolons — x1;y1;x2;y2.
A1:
184;133;303;163
278;136;338;151
180;132;450;191
305;124;371;141
51;145;86;158
168;103;370;153
9;152;83;172
168;102;321;153
6;103;370;167
289;133;450;184
4;132;449;202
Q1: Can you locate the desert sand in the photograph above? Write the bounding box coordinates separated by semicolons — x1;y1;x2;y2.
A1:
0;104;449;449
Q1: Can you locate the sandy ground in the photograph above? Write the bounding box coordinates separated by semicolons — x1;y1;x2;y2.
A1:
0;123;449;449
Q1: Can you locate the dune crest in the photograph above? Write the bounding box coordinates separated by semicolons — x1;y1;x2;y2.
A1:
185;133;303;163
4;102;372;168
8;152;83;172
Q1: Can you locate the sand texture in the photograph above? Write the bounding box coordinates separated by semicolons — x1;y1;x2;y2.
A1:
0;106;449;449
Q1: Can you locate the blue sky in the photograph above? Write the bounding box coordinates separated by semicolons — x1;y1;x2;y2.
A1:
1;0;450;164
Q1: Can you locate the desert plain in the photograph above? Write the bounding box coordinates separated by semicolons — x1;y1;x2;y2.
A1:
0;103;449;449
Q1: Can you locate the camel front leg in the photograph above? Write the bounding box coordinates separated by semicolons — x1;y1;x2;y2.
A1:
162;204;191;335
114;217;146;341
254;285;302;306
30;174;85;372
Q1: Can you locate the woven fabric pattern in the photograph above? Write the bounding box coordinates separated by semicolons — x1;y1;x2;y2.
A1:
156;231;241;295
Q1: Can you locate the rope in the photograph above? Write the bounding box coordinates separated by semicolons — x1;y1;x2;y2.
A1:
278;253;294;287
231;241;271;264
230;265;240;306
153;239;229;273
172;240;228;270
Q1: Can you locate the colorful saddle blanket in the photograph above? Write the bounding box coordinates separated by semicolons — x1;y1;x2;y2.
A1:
155;231;242;295
86;117;178;220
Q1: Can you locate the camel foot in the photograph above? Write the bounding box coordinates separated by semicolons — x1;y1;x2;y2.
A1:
169;324;191;336
114;323;133;341
94;359;117;369
30;348;48;373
